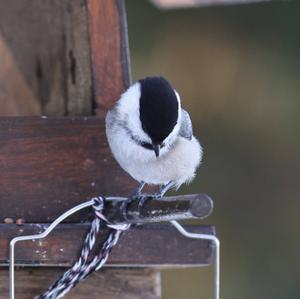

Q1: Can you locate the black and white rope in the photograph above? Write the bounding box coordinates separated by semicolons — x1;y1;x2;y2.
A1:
35;197;130;299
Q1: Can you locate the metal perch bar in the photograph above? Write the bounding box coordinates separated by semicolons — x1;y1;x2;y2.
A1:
105;193;213;224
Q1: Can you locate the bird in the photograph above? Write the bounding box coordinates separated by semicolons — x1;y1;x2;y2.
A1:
105;76;202;206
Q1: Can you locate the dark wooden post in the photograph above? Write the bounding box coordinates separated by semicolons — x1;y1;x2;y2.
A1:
0;1;215;298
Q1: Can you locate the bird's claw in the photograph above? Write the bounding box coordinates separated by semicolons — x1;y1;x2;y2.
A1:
120;197;132;221
121;192;162;221
136;193;161;211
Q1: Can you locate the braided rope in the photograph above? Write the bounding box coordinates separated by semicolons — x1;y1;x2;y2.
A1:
35;197;130;299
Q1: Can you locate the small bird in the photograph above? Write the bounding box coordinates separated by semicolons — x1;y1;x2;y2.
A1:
106;76;202;202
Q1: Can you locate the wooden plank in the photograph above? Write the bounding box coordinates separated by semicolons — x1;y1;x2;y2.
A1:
0;0;131;116
62;0;93;116
0;0;92;116
0;224;214;267
87;0;131;113
0;268;161;299
0;116;135;223
0;25;40;116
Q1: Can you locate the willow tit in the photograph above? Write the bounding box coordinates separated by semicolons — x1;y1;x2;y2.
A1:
106;76;202;199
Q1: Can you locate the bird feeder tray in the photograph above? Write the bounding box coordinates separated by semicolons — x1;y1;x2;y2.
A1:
0;1;217;298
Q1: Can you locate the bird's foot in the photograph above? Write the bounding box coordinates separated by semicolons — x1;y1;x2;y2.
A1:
120;197;135;221
135;181;175;212
121;192;161;221
135;192;162;214
130;181;146;198
121;181;175;220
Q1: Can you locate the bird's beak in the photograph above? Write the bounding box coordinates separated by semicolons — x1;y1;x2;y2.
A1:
153;144;160;158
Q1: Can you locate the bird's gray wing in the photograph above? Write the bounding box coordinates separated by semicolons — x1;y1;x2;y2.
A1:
179;109;193;140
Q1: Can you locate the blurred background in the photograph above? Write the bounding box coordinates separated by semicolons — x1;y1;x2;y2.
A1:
126;1;300;298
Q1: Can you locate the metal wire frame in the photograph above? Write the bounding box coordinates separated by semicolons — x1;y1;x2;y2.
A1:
9;198;220;299
170;220;220;299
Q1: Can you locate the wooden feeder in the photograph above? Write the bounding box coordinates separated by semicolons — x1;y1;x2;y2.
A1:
0;1;216;298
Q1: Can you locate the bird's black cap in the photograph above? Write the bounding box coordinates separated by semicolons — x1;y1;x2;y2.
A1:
139;76;179;144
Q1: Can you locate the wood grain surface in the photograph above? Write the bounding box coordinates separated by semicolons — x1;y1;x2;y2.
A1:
0;0;131;116
0;224;214;267
0;268;161;299
87;0;131;113
0;0;93;116
0;116;135;223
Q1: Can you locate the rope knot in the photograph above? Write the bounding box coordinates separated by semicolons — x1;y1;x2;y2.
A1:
92;196;105;212
37;195;131;299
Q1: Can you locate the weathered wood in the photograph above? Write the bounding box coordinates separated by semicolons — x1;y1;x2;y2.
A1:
0;25;40;116
0;116;135;223
87;0;131;113
0;0;131;117
0;0;93;116
0;268;161;299
62;0;93;115
0;224;214;267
